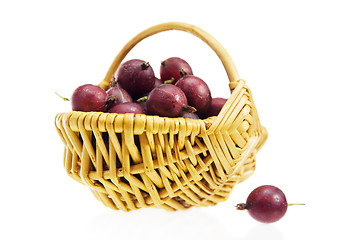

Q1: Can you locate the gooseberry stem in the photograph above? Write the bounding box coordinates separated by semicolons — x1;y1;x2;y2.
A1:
55;92;70;101
182;105;197;113
141;62;150;70
110;76;117;88
164;78;174;84
179;68;187;78
106;95;117;104
235;203;305;210
288;203;306;206
137;96;148;102
235;203;247;210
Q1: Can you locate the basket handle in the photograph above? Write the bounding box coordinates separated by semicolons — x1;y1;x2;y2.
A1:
98;22;241;91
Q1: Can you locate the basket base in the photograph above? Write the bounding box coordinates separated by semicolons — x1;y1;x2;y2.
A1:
85;154;256;212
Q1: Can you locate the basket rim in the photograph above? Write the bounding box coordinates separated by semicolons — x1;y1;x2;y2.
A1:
55;110;214;133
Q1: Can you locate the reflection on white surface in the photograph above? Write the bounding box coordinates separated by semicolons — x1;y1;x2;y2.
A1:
85;208;236;240
243;224;284;240
82;206;287;240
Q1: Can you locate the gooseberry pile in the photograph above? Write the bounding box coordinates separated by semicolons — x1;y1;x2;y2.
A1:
68;57;227;119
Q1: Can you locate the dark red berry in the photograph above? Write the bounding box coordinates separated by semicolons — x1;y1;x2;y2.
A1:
108;102;145;115
175;75;212;116
116;59;155;98
146;84;196;117
160;57;193;84
154;77;162;88
206;98;227;117
136;96;148;112
134;77;162;102
182;112;200;119
71;84;108;112
236;185;288;223
106;79;132;110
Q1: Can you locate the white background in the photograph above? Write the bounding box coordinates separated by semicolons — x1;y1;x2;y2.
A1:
1;0;360;239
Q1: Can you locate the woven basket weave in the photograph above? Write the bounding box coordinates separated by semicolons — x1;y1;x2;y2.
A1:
55;22;267;211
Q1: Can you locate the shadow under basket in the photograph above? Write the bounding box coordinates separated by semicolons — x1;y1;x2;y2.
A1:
54;22;268;212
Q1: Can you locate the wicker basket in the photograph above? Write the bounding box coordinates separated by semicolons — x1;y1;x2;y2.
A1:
55;22;268;212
